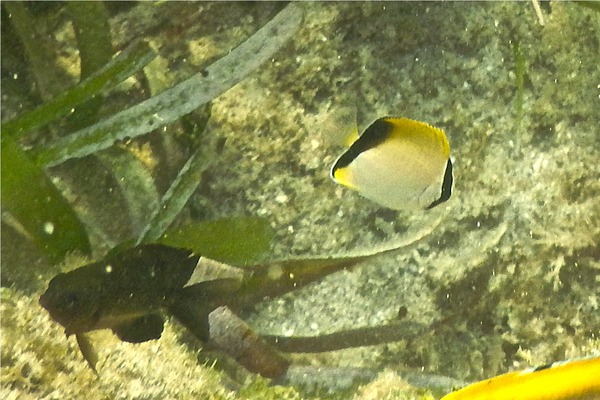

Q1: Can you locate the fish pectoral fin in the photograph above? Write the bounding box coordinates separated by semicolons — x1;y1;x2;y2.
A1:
75;333;99;375
112;314;164;343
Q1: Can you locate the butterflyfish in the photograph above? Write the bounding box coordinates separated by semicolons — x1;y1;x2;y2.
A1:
39;244;239;372
441;354;600;400
330;117;453;210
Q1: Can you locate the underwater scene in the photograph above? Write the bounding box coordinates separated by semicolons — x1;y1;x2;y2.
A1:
1;2;599;399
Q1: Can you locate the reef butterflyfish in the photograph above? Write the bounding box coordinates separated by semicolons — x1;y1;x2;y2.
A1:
330;117;453;210
440;354;600;400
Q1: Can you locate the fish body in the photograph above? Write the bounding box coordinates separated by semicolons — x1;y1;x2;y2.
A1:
441;355;600;400
40;244;199;338
330;117;453;210
39;244;238;371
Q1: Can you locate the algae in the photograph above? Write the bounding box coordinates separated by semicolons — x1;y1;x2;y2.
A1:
2;2;599;399
1;138;91;262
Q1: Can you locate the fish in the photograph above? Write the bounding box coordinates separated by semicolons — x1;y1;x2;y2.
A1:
441;354;600;400
330;117;453;210
39;244;239;372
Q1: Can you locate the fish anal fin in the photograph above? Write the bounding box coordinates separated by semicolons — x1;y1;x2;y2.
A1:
170;278;242;342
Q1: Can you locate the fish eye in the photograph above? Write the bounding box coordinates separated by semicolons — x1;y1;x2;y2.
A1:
64;292;80;308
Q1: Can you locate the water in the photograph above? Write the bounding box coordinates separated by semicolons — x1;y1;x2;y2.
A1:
2;2;599;399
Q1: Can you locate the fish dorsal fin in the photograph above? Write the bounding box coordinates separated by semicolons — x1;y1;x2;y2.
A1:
341;103;359;146
181;278;243;300
185;257;244;288
344;125;360;147
321;103;360;147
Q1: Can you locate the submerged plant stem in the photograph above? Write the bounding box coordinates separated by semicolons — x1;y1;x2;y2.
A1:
2;40;155;139
4;2;64;100
136;148;212;244
512;39;525;124
31;3;304;167
262;321;427;353
65;1;112;131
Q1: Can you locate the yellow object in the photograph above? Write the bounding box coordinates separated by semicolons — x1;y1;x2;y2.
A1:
441;355;600;400
330;117;453;210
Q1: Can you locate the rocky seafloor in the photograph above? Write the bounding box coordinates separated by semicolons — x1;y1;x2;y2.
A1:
2;2;599;399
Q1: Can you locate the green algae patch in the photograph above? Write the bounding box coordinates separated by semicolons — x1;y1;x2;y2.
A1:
511;39;525;123
159;217;275;266
1;139;91;263
353;370;436;400
240;376;302;400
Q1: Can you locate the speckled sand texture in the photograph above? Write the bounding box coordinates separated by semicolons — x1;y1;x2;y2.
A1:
2;2;599;399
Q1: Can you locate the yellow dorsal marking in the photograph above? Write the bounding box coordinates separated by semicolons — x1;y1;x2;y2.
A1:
383;117;450;158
